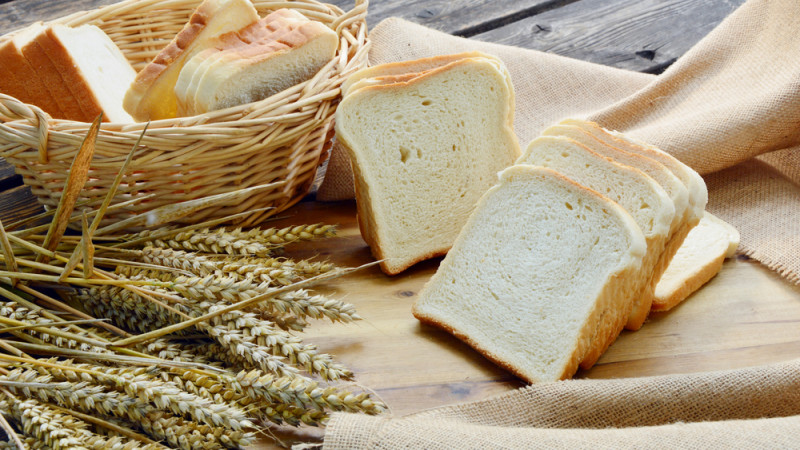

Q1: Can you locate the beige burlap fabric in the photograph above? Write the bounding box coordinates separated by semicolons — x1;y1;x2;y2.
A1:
317;0;800;284
324;358;800;448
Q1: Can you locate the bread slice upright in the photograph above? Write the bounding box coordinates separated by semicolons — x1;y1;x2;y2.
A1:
413;165;646;383
123;0;259;121
654;213;738;311
174;8;308;115
13;23;85;120
0;23;64;118
518;135;675;368
541;123;688;330
561;118;708;224
188;11;338;114
341;51;490;96
335;56;520;275
37;25;136;123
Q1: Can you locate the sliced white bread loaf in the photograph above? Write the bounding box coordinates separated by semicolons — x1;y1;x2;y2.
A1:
559;119;709;319
174;8;308;115
341;51;489;95
654;213;738;311
413;165;646;383
335;56;520;275
180;9;337;115
0;23;65;118
18;23;89;121
541;123;689;330
34;25;135;123
518;135;676;368
123;0;259;121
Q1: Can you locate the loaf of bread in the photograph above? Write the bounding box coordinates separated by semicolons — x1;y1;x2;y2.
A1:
518;135;676;368
37;24;135;123
654;212;738;311
334;54;521;275
123;0;259;121
175;8;337;115
0;23;136;122
413;165;646;383
556;120;709;326
0;23;64;118
541;123;694;330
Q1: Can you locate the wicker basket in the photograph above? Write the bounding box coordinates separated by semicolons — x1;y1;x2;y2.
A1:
0;0;369;228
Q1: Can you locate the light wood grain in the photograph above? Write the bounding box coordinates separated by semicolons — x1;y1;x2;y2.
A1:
253;200;800;446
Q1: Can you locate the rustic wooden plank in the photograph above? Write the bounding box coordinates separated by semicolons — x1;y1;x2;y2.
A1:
327;0;577;36
473;0;746;73
0;0;570;35
0;0;121;34
0;157;21;191
0;184;44;224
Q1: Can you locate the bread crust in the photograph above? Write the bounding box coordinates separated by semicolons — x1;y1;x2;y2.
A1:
337;55;519;276
652;252;725;312
123;0;258;120
35;27;104;122
414;166;646;382
0;27;65;118
23;37;89;121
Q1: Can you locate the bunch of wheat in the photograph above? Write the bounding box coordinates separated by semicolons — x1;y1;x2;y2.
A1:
0;121;385;449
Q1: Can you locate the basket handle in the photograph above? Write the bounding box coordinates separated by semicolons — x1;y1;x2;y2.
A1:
0;94;51;163
332;0;368;35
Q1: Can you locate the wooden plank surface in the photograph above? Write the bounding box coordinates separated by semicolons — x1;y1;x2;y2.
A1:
257;200;800;446
0;0;745;74
473;0;746;73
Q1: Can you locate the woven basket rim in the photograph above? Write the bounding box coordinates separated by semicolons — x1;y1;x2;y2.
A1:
0;0;369;229
0;0;369;126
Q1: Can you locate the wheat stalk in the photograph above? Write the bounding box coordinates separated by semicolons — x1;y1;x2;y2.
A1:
0;367;255;448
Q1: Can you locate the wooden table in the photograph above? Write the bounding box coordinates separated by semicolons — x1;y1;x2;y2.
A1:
2;0;800;446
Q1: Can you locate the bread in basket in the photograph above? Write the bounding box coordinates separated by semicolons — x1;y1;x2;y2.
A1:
0;0;369;228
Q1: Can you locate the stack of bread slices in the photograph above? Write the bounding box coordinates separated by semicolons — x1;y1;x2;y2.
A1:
123;0;338;121
412;117;744;383
334;52;522;275
0;22;136;122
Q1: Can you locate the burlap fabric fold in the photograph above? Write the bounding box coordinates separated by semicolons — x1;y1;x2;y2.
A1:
323;359;800;449
317;0;800;284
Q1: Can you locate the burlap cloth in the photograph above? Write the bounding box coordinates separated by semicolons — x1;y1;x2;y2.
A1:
319;0;800;446
318;0;800;284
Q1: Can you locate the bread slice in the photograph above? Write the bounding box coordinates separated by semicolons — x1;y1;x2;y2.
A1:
182;9;337;115
341;51;490;96
561;119;708;224
518;135;675;368
123;0;259;121
33;25;136;123
0;23;64;118
1;23;74;120
541;123;689;330
335;56;520;275
413;165;646;383
653;213;738;311
174;8;308;115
